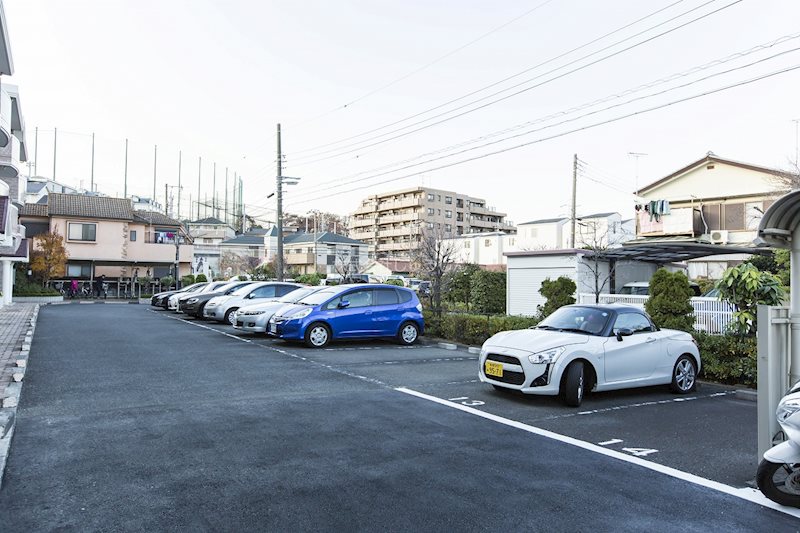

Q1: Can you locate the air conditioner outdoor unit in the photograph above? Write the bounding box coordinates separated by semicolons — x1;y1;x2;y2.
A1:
709;230;728;244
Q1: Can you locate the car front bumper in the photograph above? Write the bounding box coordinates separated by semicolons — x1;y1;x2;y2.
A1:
233;314;270;333
267;317;304;340
203;305;225;321
478;349;560;396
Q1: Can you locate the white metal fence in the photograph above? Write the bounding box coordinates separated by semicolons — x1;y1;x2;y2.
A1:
577;293;734;335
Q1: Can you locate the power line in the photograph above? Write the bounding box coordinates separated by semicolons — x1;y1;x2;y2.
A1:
287;43;800;202
285;0;704;161
285;0;559;131
281;62;800;209
291;32;799;197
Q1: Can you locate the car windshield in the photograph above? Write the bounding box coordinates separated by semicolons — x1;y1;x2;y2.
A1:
537;306;610;336
279;287;319;303
297;288;340;306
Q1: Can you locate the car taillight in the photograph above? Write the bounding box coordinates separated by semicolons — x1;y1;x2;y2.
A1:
416;303;423;312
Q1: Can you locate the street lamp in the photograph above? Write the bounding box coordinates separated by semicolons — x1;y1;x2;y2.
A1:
275;175;301;281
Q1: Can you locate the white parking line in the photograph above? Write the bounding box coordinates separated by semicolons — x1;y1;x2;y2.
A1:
395;387;800;518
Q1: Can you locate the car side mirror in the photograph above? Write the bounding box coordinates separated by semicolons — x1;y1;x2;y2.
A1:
338;300;350;309
247;293;255;299
616;328;633;341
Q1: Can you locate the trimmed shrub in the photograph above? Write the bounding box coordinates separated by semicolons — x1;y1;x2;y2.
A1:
645;269;694;332
295;273;323;286
423;310;538;346
13;280;60;296
181;274;196;286
445;264;482;309
195;274;208;282
470;270;506;314
160;276;174;289
695;332;757;387
385;279;405;287
537;276;576;319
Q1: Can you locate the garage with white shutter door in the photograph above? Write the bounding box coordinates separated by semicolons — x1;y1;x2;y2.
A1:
506;251;578;316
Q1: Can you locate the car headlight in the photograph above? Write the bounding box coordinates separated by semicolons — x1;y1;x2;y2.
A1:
777;399;800;423
528;346;566;364
245;310;265;315
187;298;198;304
289;308;312;319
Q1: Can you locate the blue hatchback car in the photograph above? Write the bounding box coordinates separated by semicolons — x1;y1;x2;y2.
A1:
267;284;425;348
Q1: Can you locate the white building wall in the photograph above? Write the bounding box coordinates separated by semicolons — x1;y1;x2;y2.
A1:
640;162;781;202
506;254;577;316
516;221;564;250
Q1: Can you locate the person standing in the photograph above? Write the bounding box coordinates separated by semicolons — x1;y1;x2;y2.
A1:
94;275;102;299
70;278;78;299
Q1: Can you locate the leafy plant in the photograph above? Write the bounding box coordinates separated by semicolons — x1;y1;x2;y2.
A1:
645;269;694;332
423;310;538;346
160;276;175;290
537;276;576;319
295;273;323;286
182;274;196;285
445;264;482;310
470;270;506;314
385;279;404;287
715;263;786;335
30;231;68;286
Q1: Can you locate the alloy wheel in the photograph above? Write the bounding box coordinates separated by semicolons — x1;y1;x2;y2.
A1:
675;359;695;391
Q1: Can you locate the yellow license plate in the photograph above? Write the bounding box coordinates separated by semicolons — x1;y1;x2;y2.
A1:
485;360;503;378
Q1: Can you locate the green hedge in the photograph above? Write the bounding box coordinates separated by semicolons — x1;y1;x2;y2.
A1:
13;281;60;296
424;310;538;346
695;333;757;387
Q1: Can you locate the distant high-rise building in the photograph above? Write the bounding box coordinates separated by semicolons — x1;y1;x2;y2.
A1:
349;186;514;259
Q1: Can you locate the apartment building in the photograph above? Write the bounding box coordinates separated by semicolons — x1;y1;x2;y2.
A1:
349;186;513;258
187;216;236;276
0;2;29;306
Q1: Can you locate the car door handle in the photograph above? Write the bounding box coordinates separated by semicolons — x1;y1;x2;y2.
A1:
645;337;656;343
364;311;373;315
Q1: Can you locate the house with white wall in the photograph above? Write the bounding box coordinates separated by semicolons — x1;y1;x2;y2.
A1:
446;231;519;266
515;217;567;250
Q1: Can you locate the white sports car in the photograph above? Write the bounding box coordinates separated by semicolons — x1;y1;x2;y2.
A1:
479;304;701;407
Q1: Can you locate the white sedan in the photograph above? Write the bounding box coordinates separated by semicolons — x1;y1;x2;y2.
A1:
203;282;305;324
479;304;701;407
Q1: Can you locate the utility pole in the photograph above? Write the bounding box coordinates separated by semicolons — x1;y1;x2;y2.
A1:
628;152;648;193
165;183;169;217
224;167;228;226
124;138;129;198
53;127;57;180
197;156;202;220
276;124;284;281
793;118;800;168
90;132;95;192
212;162;217;218
33;126;38;175
570;153;577;248
153;144;158;207
177;150;182;220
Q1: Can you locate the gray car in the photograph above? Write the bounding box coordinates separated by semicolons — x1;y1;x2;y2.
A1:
203;282;306;324
233;286;325;333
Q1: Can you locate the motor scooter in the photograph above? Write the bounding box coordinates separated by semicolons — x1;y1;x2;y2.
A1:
757;381;800;507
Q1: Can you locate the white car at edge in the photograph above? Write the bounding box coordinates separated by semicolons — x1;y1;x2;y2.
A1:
479;304;701;407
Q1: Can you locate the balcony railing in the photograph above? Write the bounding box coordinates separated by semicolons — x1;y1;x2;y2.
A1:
286;252;315;265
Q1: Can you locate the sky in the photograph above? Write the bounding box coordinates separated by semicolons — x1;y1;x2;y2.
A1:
4;0;800;227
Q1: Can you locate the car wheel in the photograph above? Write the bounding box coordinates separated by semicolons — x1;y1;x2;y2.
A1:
224;308;238;326
397;321;419;345
305;322;331;348
670;355;697;394
561;361;584;407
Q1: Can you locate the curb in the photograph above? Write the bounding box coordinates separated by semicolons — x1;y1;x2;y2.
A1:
735;389;758;402
0;304;40;491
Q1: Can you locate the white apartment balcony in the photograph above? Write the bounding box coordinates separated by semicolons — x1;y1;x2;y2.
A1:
376;197;422;211
350;230;376;241
353;203;377;216
0;134;20;178
0;88;11;148
350;216;377;228
286;252;315;265
382;213;420;223
378;227;413;238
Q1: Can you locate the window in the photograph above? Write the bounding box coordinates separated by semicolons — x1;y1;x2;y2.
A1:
437;209;441;215
445;210;452;218
457;213;463;222
529;228;538;238
427;222;434;229
456;199;463;208
68;222;96;242
375;288;399;306
612;313;654;334
427;208;435;216
445;196;453;204
276;285;298;296
66;264;91;277
325;289;373;309
427;193;435;201
251;286;278;298
484;239;492;247
437;195;441;201
464;241;471;248
130;230;137;242
445;224;452;232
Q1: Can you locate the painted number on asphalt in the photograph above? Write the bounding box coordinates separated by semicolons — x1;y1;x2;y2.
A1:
449;396;486;407
598;439;658;457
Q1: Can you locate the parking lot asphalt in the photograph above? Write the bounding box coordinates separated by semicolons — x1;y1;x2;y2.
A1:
0;304;798;531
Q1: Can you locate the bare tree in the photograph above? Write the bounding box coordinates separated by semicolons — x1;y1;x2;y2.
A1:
334;248;359;279
412;224;459;315
769;161;800;192
219;251;259;278
576;220;627;303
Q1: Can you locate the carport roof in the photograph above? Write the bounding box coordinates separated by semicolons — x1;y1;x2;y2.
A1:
506;237;765;264
756;189;800;249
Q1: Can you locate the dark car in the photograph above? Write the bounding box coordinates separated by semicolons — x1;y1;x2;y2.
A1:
267;284;424;348
182;281;253;318
150;282;207;308
175;281;231;313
